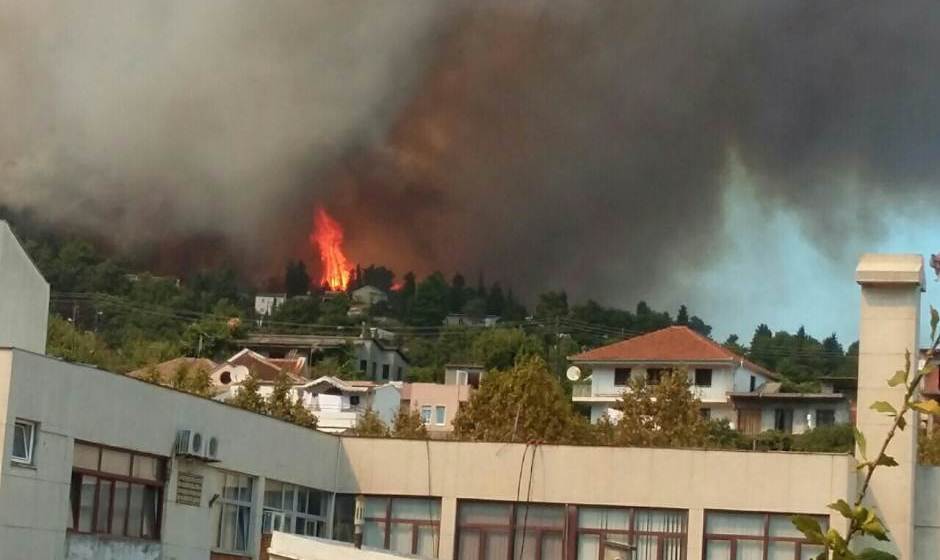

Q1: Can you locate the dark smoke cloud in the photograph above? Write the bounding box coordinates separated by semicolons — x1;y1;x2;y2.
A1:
3;1;939;305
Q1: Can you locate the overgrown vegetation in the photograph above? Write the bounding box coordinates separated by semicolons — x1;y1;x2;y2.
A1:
225;372;318;429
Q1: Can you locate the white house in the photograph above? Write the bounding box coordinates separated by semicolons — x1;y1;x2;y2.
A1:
255;293;287;317
569;325;781;427
350;285;388;307
295;377;401;433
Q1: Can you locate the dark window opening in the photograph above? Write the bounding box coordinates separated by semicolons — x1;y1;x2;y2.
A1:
359;360;368;372
646;368;665;385
613;368;631;386
467;371;481;389
774;408;793;434
382;364;390;380
816;409;836;427
749;376;757;392
695;368;713;387
700;408;711;420
350;396;360;407
220;371;232;384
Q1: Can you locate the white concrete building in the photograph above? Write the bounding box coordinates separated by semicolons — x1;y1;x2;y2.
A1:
570;326;782;426
295;377;401;433
0;221;49;354
254;294;287;317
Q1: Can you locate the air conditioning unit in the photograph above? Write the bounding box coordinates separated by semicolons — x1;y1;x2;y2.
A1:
175;429;204;458
205;436;220;462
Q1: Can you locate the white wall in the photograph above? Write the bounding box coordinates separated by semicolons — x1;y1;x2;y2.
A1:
369;385;401;425
0;222;49;354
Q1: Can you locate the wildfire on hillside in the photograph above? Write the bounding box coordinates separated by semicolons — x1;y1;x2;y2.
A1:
311;207;352;291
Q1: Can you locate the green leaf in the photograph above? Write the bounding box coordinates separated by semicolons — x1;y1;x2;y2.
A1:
792;515;826;544
855;426;868;459
857;547;897;560
912;399;940;415
870;401;897;415
887;369;907;387
875;454;899;467
828;499;854;519
861;516;890;541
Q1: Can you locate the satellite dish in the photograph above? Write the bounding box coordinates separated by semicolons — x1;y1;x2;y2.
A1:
566;366;582;382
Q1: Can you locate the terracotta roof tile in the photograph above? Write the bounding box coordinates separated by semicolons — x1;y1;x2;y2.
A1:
570;325;779;380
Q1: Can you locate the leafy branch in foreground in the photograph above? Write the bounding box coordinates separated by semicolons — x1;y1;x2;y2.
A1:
792;307;940;559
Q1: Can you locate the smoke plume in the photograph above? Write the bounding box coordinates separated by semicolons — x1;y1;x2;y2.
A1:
3;1;939;305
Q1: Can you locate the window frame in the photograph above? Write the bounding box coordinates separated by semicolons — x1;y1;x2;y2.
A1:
434;405;447;426
215;470;255;553
613;368;631;387
695;368;713;388
421;405;433;426
575;504;688;560
382;364;390;380
774;408;793;434
703;510;828;560
11;419;37;465
262;480;331;538
361;495;441;557
68;440;166;541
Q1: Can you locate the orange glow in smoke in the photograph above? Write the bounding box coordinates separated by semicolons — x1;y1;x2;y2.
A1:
311;207;352;291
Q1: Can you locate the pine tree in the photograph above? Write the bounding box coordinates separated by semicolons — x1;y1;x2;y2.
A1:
228;374;267;414
676;305;690;325
390;407;429;439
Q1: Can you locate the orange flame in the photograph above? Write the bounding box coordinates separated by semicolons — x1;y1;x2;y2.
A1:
311;207;352;291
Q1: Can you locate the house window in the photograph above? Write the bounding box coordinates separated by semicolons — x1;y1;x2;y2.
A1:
421;406;433;425
577;506;687;559
68;442;165;540
816;409;836;427
359;360;368;372
215;471;254;553
774;409;793;434
12;419;36;464
700;408;712;420
262;480;330;538
332;496;439;557
457;501;565;560
646;368;665;385
435;406;446;426
695;368;713;387
350;395;360;407
704;511;827;559
382;364;390;380
749;376;757;392
468;371;481;389
613;368;631;386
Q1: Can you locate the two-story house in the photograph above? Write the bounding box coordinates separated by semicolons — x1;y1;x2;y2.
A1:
569;325;780;425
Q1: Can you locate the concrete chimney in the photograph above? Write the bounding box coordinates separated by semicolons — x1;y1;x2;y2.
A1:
855;253;925;557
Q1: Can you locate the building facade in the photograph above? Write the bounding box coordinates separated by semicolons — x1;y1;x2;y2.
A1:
0;221;49;354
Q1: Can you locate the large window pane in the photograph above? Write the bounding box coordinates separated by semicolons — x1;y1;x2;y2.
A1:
541;533;563;560
393;498;440;521
457;531;481;560
577;533;601;560
365;497;389;518
142;486;158;538
516;504;564;528
769;541;797;559
485;532;511;559
390;523;413;555
417;525;439;558
219;504;236;550
127;484;144;538
579;507;630;531
704;540;731;560
769;515;804;538
737;539;764;560
265;481;284;509
236;505;251;551
111;481;129;536
364;521;387;548
96;480;112;532
78;476;97;532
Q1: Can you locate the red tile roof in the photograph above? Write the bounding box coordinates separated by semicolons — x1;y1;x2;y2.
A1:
570;325;779;380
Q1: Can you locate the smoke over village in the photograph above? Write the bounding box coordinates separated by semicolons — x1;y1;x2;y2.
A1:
3;1;940;308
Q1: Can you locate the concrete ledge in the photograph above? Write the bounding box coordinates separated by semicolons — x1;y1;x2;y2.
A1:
856;253;925;290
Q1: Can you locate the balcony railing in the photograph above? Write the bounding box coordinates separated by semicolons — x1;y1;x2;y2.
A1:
571;383;593;398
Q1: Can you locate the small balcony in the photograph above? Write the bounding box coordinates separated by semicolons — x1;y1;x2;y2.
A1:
571;383;593;399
